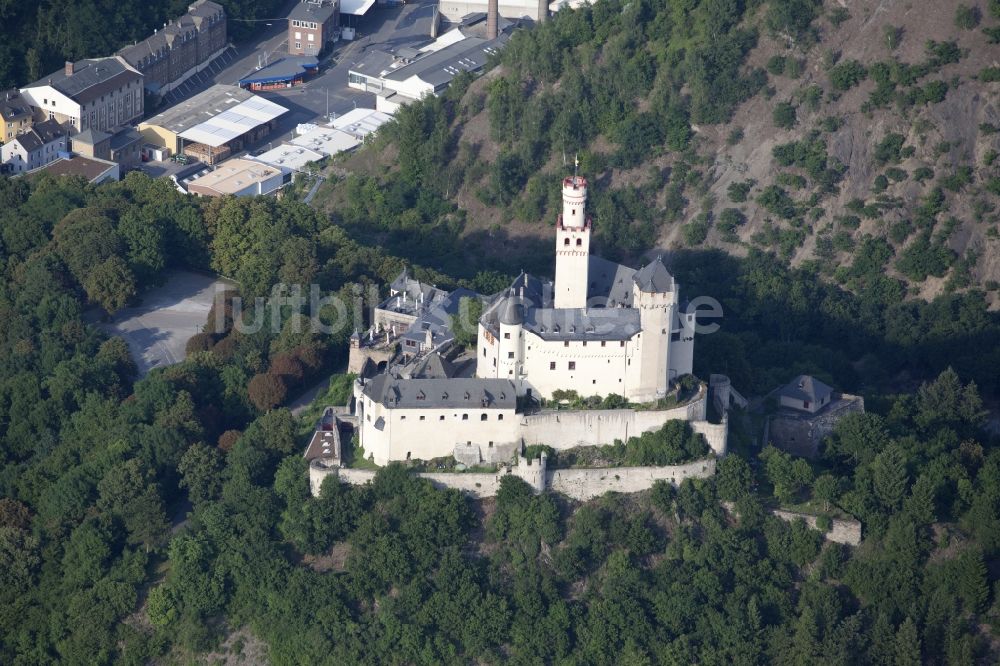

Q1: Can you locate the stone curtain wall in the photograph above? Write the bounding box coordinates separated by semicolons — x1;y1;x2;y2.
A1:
519;394;727;456
770;509;862;545
309;456;717;501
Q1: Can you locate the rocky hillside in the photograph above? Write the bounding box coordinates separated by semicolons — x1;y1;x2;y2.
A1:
319;0;1000;304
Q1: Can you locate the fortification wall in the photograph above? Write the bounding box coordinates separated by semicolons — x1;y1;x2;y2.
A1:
547;458;715;501
770;509;862;545
310;455;715;501
519;396;725;454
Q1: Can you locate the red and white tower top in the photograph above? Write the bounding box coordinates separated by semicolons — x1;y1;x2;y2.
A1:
560;175;588;229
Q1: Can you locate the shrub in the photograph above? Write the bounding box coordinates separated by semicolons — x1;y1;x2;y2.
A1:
682;214;711;246
766;55;787;75
185;332;215;354
757;185;797;219
885;167;907;182
717;208;747;241
815;515;832;531
727;180;754;203
829;60;867;91
828;6;850;27
772;102;797;129
727;127;745;145
913;166;934;182
980;67;1000;82
940;166;973;192
873;133;906;165
955;4;981;29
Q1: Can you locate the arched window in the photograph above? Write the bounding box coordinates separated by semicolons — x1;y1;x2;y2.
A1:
576;238;582;246
564;238;570;246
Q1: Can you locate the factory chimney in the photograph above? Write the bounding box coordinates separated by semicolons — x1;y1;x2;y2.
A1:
430;4;439;38
537;0;547;22
486;0;499;39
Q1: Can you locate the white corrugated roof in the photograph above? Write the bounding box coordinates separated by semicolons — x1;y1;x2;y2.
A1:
341;0;377;15
331;108;392;139
419;28;468;53
251;143;325;171
290;128;361;156
179;96;288;147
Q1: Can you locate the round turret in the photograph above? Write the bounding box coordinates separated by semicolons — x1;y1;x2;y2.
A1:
561;176;587;228
498;292;524;325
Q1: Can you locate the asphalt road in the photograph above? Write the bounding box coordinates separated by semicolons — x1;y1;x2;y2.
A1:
159;0;439;152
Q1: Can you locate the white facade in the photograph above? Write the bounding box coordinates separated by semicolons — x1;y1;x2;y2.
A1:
0;132;67;174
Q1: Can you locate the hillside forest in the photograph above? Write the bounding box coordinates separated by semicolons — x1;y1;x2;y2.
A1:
2;0;1000;664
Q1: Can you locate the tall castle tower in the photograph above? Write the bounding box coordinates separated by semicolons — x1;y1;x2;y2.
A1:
626;257;678;402
554;175;591;310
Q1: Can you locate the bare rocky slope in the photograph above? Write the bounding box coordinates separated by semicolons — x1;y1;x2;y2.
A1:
324;0;1000;304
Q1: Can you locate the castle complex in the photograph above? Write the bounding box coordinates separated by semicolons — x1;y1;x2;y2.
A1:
476;175;694;403
346;176;721;467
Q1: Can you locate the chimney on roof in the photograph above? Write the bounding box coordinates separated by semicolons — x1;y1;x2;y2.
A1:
487;0;499;39
64;61;76;77
430;4;439;38
538;0;548;22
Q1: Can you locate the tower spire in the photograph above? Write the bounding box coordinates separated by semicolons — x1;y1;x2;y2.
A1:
574;153;579;179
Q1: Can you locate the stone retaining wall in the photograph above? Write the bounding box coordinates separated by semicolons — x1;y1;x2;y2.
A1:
310;455;716;501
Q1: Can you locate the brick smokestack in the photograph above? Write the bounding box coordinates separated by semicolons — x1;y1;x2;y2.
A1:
487;0;498;39
64;61;75;77
538;0;547;22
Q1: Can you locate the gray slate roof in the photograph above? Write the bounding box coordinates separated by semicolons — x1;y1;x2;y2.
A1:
0;91;31;122
633;256;674;293
778;375;834;404
289;0;338;23
27;57;140;105
524;307;640;341
400;352;456;379
13;120;66;152
73;128;111;146
362;375;516;409
398;287;478;348
588;255;636;306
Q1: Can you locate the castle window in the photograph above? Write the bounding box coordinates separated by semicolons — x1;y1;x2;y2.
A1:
504;332;510;339
481;414;488;421
507;352;514;359
400;415;406;421
483;347;486;356
563;238;569;246
440;415;445;420
498;414;503;420
576;238;582;246
462;414;469;420
582;341;587;347
568;361;576;370
620;341;625;347
563;341;569;347
489;441;494;447
419;415;425;421
601;341;606;347
550;362;556;370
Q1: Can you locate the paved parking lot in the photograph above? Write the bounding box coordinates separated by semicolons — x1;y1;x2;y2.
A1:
97;270;235;376
153;0;439;153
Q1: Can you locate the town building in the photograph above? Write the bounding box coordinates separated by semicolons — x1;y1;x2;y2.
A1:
138;84;287;164
20;57;144;134
439;0;546;22
71;127;143;171
329;108;392;141
249;143;325;172
348;27;510;106
118;0;228;97
0;119;69;174
186;157;290;197
39;154;120;184
290;125;361;156
0;90;33;144
349;176;710;466
238;56;318;91
288;0;340;56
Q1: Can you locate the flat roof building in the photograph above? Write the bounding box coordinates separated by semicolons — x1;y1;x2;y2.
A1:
38;154;120;184
250;143;325;171
186;157;290;197
238;56;318;90
290;126;361;156
330;107;392;140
